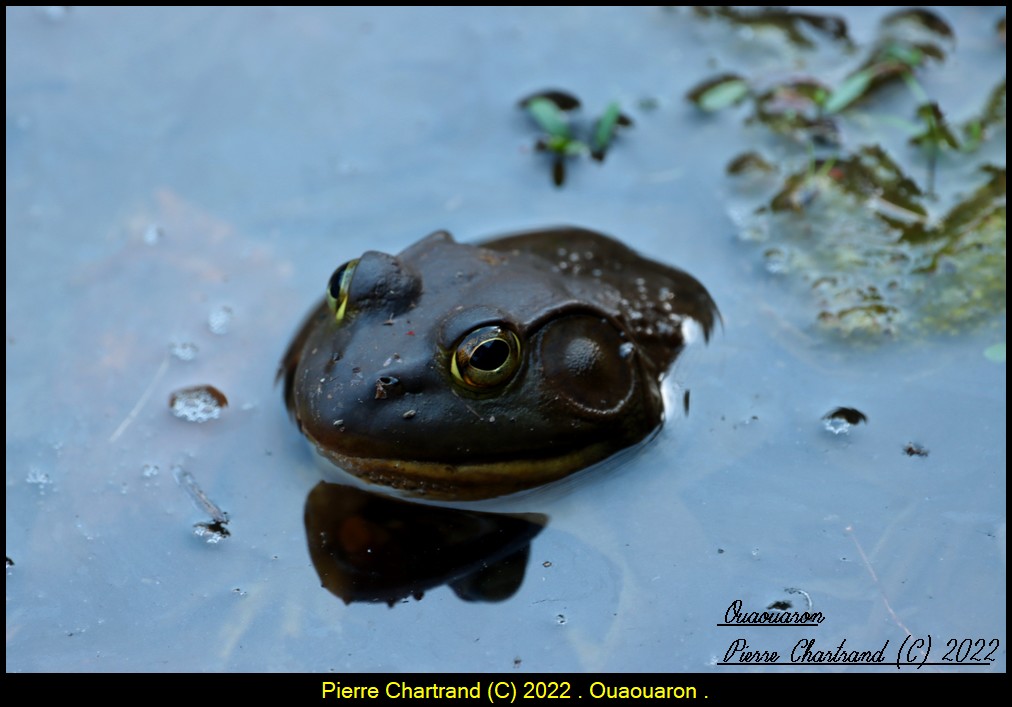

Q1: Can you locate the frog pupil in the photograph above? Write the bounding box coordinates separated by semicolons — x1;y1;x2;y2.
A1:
328;264;349;301
470;339;510;371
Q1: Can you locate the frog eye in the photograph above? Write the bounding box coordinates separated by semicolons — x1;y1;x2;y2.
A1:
450;325;522;390
325;259;358;324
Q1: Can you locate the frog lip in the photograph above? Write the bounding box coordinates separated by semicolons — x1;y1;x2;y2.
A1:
300;429;642;502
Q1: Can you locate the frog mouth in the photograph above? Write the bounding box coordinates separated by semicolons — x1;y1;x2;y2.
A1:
303;433;645;502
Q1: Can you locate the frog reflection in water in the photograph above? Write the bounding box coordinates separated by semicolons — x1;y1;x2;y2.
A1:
280;227;717;500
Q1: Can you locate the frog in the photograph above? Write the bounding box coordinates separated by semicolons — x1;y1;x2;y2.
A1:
279;226;717;500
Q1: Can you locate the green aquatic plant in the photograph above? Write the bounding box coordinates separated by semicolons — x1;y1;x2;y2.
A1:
690;6;853;50
742;149;1005;338
690;8;1005;339
960;79;1006;152
825;9;952;114
726;151;775;176
687;8;955;145
984;342;1005;363
686;74;750;112
591;101;633;161
518;90;632;186
752;78;839;145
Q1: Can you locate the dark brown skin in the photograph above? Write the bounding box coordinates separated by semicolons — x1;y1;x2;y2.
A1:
279;227;717;500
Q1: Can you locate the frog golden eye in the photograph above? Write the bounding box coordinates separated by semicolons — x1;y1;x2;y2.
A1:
450;326;522;389
325;259;358;324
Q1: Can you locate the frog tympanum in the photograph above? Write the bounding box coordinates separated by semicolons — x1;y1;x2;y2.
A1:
279;227;717;500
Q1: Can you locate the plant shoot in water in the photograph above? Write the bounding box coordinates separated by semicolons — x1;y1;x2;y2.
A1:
687;8;1005;339
519;90;632;186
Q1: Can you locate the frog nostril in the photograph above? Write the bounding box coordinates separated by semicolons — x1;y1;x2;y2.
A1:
374;376;404;400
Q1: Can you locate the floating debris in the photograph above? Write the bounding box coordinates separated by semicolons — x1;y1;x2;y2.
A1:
173;465;230;542
903;442;929;457
785;587;814;609
823;406;868;435
193;520;231;544
169;385;228;423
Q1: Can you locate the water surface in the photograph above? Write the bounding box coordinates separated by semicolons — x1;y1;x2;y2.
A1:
6;6;1005;672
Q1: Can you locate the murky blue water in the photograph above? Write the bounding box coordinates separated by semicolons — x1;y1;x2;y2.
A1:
7;7;1005;672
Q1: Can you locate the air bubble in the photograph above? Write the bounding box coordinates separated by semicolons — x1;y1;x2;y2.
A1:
764;247;788;274
208;306;233;335
143;223;164;245
170;342;198;361
169;385;228;423
26;466;52;490
824;418;852;435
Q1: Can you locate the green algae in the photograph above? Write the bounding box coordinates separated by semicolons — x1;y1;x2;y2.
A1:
689;8;1005;340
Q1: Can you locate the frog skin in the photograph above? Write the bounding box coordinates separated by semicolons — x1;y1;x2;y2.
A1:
279;227;717;500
